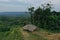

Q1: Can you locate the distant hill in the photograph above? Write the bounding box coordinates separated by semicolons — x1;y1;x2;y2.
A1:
0;12;29;17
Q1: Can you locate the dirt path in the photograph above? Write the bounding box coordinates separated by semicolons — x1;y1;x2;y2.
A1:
47;33;60;40
33;31;60;40
20;28;30;40
20;28;60;40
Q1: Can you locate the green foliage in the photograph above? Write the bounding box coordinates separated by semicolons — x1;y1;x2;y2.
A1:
0;16;26;40
28;3;60;32
28;7;35;24
0;16;27;32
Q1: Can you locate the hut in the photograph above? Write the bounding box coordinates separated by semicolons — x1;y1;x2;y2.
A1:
23;24;37;32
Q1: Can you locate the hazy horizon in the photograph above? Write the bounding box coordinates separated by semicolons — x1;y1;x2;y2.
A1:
0;12;29;17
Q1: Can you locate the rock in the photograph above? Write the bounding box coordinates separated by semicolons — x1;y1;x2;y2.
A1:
23;24;37;32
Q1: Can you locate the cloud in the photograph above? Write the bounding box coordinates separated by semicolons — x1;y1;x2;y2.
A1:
50;0;60;11
0;0;60;12
0;0;9;2
9;0;20;2
18;0;42;5
0;3;28;12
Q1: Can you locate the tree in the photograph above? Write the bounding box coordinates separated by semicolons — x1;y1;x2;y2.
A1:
28;7;35;24
28;3;60;32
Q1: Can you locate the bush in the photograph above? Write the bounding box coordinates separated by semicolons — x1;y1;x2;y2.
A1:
0;25;10;32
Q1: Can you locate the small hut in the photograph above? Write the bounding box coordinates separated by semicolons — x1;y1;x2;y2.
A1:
23;24;37;32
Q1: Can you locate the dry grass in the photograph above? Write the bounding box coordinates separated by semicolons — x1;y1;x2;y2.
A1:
20;28;60;40
20;28;30;40
47;33;60;40
20;28;47;40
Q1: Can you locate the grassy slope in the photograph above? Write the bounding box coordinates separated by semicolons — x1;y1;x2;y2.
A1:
0;26;60;40
0;27;23;40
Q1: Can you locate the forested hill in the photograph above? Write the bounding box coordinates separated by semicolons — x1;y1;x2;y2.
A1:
0;12;29;17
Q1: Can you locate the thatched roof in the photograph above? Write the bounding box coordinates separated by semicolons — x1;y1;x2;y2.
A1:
23;24;37;32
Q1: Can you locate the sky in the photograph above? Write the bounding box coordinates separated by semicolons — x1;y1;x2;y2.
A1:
0;0;60;12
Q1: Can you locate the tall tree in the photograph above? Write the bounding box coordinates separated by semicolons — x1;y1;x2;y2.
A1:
28;7;34;24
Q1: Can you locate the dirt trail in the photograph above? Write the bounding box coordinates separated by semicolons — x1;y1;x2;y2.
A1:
47;33;60;40
20;28;30;40
20;28;60;40
32;31;60;40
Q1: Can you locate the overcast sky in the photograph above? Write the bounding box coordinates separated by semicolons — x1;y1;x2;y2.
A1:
0;0;60;12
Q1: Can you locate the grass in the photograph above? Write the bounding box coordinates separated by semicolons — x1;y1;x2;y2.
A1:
0;26;60;40
0;27;24;40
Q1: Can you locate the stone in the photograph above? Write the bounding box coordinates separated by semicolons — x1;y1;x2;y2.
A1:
23;24;37;32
